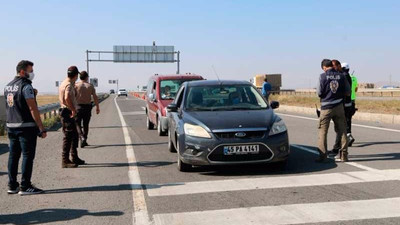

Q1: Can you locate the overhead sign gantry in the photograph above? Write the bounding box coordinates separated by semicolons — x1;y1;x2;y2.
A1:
85;41;180;75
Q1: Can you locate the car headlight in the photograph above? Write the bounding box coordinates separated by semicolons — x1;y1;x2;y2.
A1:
184;123;211;138
269;119;287;135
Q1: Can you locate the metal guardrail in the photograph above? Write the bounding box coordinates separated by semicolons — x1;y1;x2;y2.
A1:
1;93;109;134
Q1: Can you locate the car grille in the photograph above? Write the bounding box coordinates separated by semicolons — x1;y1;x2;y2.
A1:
214;131;265;139
208;144;273;162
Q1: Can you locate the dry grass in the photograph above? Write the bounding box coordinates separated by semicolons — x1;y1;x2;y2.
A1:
270;95;400;115
36;95;59;106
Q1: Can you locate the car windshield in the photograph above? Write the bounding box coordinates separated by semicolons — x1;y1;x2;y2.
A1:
160;79;198;100
185;85;268;111
119;89;126;92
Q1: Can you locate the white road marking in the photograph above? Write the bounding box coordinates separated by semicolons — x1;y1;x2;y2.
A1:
122;111;146;116
278;113;400;133
114;96;151;225
153;197;400;225
142;107;146;111
291;144;379;171
146;168;400;197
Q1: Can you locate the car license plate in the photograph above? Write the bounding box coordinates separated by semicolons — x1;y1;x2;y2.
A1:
223;145;259;155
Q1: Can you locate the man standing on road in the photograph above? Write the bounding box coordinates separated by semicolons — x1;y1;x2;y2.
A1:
343;63;357;146
75;71;100;148
4;60;47;195
59;66;85;168
316;59;350;162
330;60;352;156
262;76;272;101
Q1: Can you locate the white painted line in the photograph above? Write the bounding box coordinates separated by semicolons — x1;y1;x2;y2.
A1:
154;197;400;225
146;168;399;197
114;96;151;225
291;144;379;171
122;111;146;116
278;113;400;133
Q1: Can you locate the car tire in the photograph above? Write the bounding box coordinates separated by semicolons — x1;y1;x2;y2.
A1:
168;129;176;153
147;115;154;130
157;116;167;136
177;142;192;172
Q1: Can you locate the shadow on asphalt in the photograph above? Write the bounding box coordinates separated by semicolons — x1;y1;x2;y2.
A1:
196;145;338;176
0;171;7;176
352;141;400;148
0;208;123;224
0;143;8;156
44;183;183;194
84;142;168;149
82;161;175;168
349;153;400;162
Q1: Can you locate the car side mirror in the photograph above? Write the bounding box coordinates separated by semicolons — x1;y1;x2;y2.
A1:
167;103;178;112
148;93;156;102
270;101;279;109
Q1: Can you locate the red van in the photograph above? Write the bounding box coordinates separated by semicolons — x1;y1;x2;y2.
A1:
146;74;204;136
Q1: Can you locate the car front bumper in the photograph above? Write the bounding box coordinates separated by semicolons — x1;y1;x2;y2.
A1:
179;131;290;166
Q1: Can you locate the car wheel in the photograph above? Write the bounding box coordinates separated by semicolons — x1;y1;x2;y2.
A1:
157;116;167;136
146;115;154;130
177;142;192;172
168;129;176;153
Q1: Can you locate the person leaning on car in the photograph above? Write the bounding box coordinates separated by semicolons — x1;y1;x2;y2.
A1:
75;71;100;148
316;59;350;163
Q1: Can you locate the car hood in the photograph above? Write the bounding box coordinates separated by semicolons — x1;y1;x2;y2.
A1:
184;110;277;131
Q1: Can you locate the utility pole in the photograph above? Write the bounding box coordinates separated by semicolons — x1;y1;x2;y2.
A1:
389;74;392;86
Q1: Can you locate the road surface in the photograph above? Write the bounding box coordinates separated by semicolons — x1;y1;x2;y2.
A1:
1;95;400;225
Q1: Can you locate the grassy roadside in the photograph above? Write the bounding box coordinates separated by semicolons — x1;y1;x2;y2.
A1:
270;95;400;115
36;95;59;106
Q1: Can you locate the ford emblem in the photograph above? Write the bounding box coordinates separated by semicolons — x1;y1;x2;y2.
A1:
235;132;246;138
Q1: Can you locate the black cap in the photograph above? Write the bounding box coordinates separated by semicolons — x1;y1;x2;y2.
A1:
67;66;80;76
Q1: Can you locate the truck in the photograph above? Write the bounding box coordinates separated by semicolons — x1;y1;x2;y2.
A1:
251;74;282;93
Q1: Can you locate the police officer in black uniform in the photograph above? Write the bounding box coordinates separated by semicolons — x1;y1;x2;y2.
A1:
316;59;351;162
4;60;47;195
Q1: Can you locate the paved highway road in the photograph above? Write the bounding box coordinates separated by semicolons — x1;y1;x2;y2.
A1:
1;95;400;225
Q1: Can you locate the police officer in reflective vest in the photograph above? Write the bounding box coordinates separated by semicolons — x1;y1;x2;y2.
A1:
316;59;351;162
343;63;357;146
4;60;47;195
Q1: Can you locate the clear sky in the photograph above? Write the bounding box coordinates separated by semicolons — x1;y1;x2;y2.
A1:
1;0;399;93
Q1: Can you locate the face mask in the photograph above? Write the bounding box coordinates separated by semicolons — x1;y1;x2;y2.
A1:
27;72;35;81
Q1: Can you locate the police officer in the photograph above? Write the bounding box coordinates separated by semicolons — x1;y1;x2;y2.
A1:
4;60;47;195
316;59;351;162
59;66;85;168
75;71;100;148
330;60;352;156
342;62;357;146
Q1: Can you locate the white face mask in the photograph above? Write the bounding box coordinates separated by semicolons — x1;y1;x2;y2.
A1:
27;72;35;81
